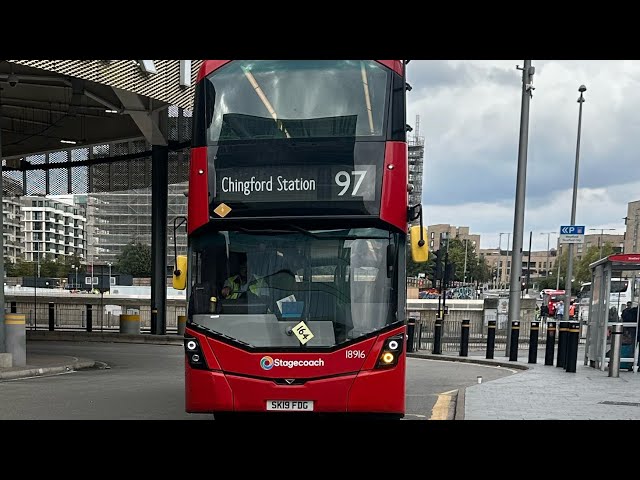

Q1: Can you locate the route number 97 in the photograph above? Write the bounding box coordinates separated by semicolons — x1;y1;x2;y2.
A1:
335;170;367;196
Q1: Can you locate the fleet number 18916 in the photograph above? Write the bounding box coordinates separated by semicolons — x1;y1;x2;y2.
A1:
345;350;366;359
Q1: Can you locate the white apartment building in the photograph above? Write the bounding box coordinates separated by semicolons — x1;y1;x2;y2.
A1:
2;178;24;263
20;195;87;262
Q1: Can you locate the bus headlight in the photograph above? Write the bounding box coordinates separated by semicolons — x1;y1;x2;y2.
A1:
184;337;207;369
376;334;404;369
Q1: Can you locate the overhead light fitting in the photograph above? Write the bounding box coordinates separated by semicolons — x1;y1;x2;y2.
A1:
104;109;119;114
60;140;77;145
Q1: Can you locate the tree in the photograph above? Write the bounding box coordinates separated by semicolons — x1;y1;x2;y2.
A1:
575;242;617;285
406;244;435;279
439;238;484;283
471;254;491;283
4;257;15;277
39;256;59;278
11;259;37;277
56;254;85;278
116;242;152;277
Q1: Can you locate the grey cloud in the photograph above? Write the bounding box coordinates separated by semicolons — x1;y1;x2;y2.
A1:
413;60;640;210
407;61;521;94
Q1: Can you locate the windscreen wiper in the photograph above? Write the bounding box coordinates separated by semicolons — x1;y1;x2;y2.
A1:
284;224;388;240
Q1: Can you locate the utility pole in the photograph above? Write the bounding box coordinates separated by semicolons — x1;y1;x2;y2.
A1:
564;85;587;311
506;60;535;357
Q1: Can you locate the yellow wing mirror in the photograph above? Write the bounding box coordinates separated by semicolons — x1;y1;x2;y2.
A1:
410;226;428;263
173;255;188;290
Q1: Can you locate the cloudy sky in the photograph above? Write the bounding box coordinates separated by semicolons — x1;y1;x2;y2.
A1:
405;60;638;252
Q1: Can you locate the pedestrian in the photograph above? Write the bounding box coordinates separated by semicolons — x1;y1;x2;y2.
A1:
540;303;549;322
556;300;564;321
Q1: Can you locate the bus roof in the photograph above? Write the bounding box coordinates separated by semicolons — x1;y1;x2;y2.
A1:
197;60;406;83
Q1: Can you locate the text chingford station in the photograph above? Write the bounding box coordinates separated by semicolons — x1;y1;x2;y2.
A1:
221;175;317;196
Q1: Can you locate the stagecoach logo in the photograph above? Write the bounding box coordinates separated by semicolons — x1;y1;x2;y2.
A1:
260;356;274;370
260;356;325;370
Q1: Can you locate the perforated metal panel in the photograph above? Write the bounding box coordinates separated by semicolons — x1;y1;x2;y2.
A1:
2;108;192;196
9;60;203;110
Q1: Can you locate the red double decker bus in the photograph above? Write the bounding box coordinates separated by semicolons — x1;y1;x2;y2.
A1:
173;60;427;419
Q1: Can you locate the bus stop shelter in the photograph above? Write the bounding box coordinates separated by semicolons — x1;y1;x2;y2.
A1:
584;253;640;372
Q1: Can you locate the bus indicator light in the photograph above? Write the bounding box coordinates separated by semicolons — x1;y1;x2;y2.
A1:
381;352;395;364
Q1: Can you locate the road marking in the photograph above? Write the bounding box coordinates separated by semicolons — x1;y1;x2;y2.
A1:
411;357;520;374
2;370;76;382
430;390;457;420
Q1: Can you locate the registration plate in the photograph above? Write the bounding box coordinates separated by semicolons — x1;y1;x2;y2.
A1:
266;400;314;411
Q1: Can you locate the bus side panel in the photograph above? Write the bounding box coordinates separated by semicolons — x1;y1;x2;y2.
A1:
348;356;406;414
185;368;234;413
187;146;209;234
226;375;356;412
379;141;408;232
198;60;232;82
376;60;404;76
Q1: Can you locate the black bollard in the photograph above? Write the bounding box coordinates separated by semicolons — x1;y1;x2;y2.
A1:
48;302;55;332
544;321;556;366
406;318;416;353
509;321;520;361
528;321;539;364
459;319;470;357
557;321;568;368
486;320;496;359
565;321;580;373
86;304;93;332
433;318;443;354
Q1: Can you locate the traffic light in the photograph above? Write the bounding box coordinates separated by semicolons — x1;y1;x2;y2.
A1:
434;249;444;280
444;262;455;287
521;280;526;291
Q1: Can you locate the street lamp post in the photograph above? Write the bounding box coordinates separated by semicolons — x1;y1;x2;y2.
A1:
589;228;616;259
71;264;78;291
499;232;511;289
540;232;555;277
107;262;112;293
463;239;468;284
34;247;40;330
506;59;535;358
565;85;587;310
497;233;504;289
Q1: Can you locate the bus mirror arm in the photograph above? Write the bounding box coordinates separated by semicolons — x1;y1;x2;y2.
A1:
408;204;425;246
173;216;188;272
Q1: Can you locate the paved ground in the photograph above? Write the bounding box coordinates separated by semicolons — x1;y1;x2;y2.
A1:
4;331;640;419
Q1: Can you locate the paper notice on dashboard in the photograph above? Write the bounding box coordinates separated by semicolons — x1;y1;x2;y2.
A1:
276;295;297;313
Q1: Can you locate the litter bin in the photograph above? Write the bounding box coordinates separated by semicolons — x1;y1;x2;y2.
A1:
119;314;140;334
406;318;416;353
5;313;26;366
177;315;186;336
